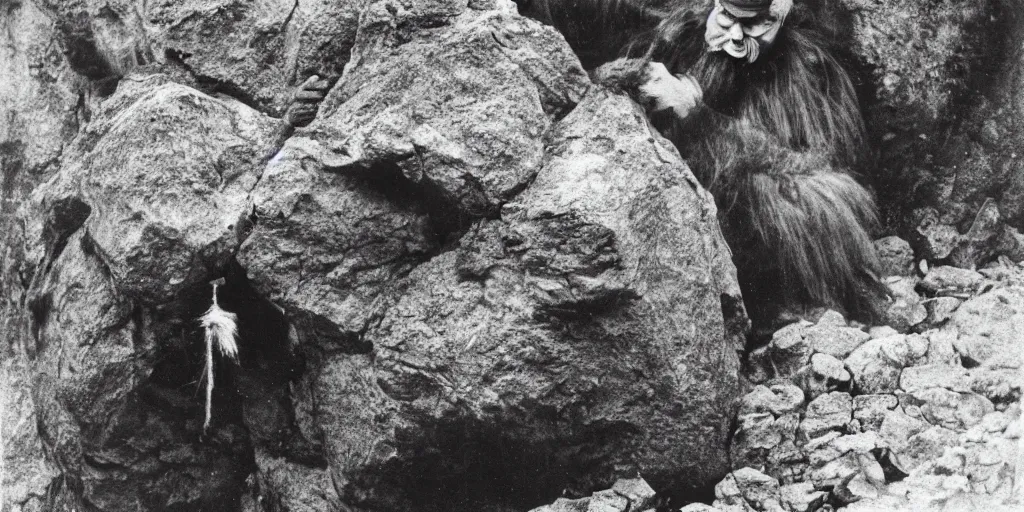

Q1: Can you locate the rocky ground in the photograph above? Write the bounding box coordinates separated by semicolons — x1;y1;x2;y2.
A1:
532;238;1024;512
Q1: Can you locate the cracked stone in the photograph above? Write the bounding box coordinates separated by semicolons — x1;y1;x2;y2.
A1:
900;364;969;392
804;324;870;359
920;266;984;296
874;236;915;277
799;392;853;439
845;335;910;394
853;394;898;432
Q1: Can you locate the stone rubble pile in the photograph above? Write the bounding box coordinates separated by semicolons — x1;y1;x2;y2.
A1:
530;478;658;512
530;240;1024;512
717;248;1024;511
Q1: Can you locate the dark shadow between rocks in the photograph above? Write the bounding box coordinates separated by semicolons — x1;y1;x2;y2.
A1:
358;418;651;512
358;160;476;249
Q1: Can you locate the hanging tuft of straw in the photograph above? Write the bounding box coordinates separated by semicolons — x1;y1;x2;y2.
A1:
199;277;239;432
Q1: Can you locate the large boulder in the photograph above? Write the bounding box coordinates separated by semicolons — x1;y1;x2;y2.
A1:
29;76;289;304
4;74;288;510
237;0;590;347
236;1;746;508
311;87;744;510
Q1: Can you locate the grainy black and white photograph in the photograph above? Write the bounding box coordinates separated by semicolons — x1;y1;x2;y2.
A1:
2;0;1023;510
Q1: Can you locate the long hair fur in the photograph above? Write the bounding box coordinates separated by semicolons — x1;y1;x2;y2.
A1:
663;4;883;321
526;0;885;322
648;3;865;167
594;1;884;322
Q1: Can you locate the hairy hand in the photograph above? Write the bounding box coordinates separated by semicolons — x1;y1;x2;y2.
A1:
284;75;332;127
590;58;650;94
638;62;703;119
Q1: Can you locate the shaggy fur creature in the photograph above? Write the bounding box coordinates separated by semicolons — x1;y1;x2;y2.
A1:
520;0;885;327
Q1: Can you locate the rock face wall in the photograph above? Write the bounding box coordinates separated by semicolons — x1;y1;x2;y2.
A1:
6;0;1024;510
1;0;745;510
845;0;1024;266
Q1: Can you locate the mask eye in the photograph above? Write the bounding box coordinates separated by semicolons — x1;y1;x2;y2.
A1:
742;19;774;37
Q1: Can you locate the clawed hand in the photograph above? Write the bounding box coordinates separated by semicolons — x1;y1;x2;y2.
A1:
638;62;703;120
284;75;332;127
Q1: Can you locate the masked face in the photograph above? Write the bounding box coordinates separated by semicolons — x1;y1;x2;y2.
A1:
704;1;784;63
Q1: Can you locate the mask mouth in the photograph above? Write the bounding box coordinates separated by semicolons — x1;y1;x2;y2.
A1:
719;37;761;63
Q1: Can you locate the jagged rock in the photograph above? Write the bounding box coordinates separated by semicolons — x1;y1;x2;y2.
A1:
816;310;849;327
833;473;880;504
738;385;805;417
949;286;1024;368
900;364;970;393
805;433;885;493
920;266;985;296
586;489;630;512
769;322;812;370
868;325;899;339
911;214;963;261
904;388;995;432
778;482;826;512
43;0;363;115
0;0;80;207
252;450;340;511
236;134;439;348
731;413;790;471
843;0;1024;268
966;367;1021;405
31;76;287;304
906;333;930;365
10;0;1024;510
792;353;851;400
0;361;60;512
977;411;1013;433
806;432;879;469
6;75;288;509
995;226;1024;262
307;0;589;216
926;297;964;325
532;497;592;512
806;450;880;489
280;6;744;503
845;335;910;394
765;440;806;487
842;0;987;129
879;408;930;467
745;322;813;383
679;504;721;512
529;477;655;512
713;468;784;512
798;392;853;440
803;322;870;359
883;277;928;332
853;394;899;432
2;14;102;506
845;477;1023;512
874;236;915;277
610;478;657;510
891;425;960;474
924;329;961;365
810;353;851;385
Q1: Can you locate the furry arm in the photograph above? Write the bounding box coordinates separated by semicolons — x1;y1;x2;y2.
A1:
662;102;837;194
